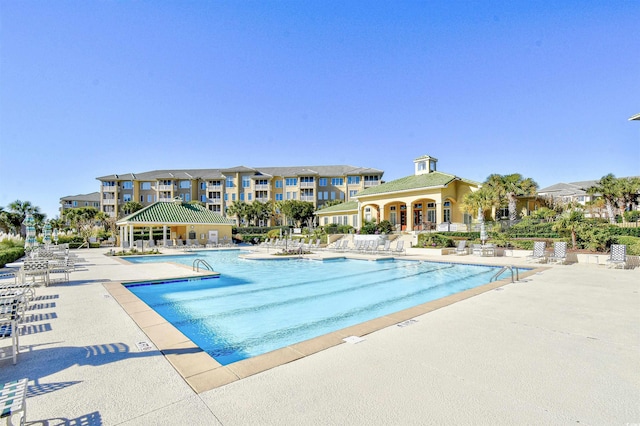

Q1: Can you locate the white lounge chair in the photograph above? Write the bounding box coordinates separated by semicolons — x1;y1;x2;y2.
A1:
548;241;567;264
391;240;405;255
455;240;468;255
526;241;547;263
606;244;627;269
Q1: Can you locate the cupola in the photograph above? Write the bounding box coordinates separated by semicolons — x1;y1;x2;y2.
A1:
413;155;437;176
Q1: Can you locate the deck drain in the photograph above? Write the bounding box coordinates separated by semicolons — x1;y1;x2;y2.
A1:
397;319;418;328
343;336;365;344
135;341;155;352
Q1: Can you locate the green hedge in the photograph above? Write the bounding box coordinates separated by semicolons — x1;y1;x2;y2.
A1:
0;247;25;268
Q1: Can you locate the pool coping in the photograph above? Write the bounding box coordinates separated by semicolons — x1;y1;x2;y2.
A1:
104;257;546;393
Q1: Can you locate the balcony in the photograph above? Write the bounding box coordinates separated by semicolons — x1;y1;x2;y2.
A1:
208;198;222;205
255;197;270;203
158;197;174;202
102;199;116;205
157;184;173;191
300;195;315;202
364;181;380;188
254;184;269;191
300;182;315;188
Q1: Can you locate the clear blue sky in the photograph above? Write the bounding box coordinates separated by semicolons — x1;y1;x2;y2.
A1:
1;1;639;219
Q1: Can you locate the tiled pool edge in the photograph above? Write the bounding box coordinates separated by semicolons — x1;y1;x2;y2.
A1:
103;265;547;393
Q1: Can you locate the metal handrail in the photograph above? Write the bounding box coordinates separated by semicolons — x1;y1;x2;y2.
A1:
193;258;213;272
490;265;519;283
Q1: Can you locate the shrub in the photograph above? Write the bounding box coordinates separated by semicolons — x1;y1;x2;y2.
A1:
417;233;454;248
615;236;640;256
0;247;25;267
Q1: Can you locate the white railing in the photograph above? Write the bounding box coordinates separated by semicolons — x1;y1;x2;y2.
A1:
158;197;173;202
208;199;222;205
300;182;315;188
300;195;314;202
102;199;116;205
364;181;380;188
157;185;173;191
254;184;269;190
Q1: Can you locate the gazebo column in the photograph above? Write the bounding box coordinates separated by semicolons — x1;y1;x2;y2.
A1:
119;226;125;250
129;225;134;247
149;226;153;244
163;225;167;246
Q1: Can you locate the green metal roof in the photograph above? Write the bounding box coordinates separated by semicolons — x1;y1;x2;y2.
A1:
117;201;233;225
315;201;358;214
356;171;459;197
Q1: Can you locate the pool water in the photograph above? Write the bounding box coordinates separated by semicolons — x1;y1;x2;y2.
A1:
125;251;501;365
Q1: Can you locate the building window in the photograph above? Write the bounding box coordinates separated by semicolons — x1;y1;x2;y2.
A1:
72;201;78;207
319;178;327;187
141;182;151;190
349;190;358;197
180;180;191;189
331;178;343;186
300;176;314;183
240;193;245;201
140;196;144;202
147;195;154;203
276;193;283;201
275;180;283;188
242;176;251;188
200;182;206;190
226;177;234;188
248;193;252;201
330;191;336;200
123;194;132;202
347;176;360;185
232;194;236;201
285;178;297;186
224;194;228;201
122;181;133;190
443;201;451;223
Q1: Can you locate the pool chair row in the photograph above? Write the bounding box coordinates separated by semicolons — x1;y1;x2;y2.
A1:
1;275;38;365
526;242;629;268
326;239;406;255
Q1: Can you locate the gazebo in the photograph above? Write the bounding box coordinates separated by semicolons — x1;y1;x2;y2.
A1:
116;199;234;249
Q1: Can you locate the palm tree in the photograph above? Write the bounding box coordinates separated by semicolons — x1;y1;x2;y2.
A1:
618;177;640;220
226;201;251;226
7;200;45;237
484;174;538;223
587;174;622;224
552;210;585;250
461;187;498;223
120;201;144;217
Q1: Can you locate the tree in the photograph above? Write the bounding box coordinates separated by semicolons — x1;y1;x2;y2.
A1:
250;201;275;226
484;174;538;222
226;201;251;226
587;174;623;224
552;210;585;250
120;201;144;217
64;207;102;246
461;188;498;223
6;200;46;237
618;177;640;220
277;200;315;228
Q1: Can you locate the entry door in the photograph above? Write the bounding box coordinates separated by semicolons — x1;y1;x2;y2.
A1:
208;230;218;244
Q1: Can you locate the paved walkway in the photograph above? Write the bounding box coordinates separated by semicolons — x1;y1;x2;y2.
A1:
0;247;638;425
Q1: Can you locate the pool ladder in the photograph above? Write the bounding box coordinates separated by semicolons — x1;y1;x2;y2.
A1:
193;258;213;272
490;265;520;283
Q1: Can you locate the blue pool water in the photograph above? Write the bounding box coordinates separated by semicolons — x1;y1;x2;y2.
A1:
125;251;502;365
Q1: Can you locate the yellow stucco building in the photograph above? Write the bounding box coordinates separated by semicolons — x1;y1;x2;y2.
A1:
316;155;482;232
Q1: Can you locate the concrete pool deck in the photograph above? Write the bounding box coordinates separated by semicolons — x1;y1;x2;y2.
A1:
0;247;638;425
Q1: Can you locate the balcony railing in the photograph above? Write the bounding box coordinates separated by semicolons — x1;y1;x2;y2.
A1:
300;182;315;188
102;199;116;205
208;199;222;205
364;181;380;188
158;197;174;202
300;195;315;202
157;185;173;191
255;197;270;203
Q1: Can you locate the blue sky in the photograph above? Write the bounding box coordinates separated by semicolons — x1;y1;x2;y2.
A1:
1;1;639;219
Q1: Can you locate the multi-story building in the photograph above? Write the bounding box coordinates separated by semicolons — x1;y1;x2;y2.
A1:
59;192;101;216
96;164;384;223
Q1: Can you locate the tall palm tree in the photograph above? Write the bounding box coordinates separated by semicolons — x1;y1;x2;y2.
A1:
587;174;622;224
7;200;45;237
226;201;251;226
484;174;538;223
461;187;498;223
618;176;640;220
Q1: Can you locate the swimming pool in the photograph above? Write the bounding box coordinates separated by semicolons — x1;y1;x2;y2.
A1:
125;251;505;365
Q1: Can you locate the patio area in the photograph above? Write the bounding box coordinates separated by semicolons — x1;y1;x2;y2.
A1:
0;247;638;425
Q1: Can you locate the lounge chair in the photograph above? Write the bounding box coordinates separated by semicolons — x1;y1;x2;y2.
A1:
471;244;483;256
376;240;391;255
0;293;23;364
391;240;405;255
526;241;547;263
606;244;627;269
548;241;567;265
455;240;468;255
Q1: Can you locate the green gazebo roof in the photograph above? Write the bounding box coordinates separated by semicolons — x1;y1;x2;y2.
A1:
116;201;233;225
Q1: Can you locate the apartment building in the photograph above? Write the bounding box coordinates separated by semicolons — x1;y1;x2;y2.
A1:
59;192;101;216
96;164;384;222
